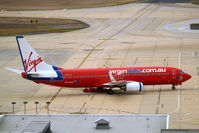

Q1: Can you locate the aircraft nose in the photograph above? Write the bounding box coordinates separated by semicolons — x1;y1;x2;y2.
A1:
185;73;191;81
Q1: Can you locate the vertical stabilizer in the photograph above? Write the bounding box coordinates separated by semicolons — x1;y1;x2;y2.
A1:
16;36;58;78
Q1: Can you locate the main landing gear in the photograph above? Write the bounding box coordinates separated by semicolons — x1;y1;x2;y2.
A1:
83;87;114;95
107;88;113;95
172;85;176;90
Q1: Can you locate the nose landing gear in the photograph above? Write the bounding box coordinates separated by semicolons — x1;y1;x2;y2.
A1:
172;85;176;90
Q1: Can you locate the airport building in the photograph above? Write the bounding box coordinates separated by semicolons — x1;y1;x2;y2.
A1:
0;114;168;133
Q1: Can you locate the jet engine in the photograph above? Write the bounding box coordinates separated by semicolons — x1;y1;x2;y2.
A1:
126;82;144;91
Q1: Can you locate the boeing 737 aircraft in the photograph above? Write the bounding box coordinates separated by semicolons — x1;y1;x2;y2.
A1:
6;36;191;94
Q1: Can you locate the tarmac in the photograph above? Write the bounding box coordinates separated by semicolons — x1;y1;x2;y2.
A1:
0;3;199;129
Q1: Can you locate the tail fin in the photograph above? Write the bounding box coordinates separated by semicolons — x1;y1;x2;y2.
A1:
16;36;60;78
16;36;52;73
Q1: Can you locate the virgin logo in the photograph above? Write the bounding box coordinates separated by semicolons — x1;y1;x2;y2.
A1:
24;51;43;72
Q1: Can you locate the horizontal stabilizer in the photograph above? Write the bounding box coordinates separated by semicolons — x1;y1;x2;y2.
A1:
5;67;24;74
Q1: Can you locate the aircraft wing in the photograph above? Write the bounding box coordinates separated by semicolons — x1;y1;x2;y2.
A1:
103;80;127;87
102;71;127;87
102;71;144;92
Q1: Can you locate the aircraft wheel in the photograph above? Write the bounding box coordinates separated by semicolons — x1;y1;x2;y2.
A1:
83;88;88;93
97;87;103;90
121;86;126;91
107;89;113;95
172;85;176;90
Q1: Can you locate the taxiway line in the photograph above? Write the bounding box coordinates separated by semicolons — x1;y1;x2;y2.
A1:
77;4;157;68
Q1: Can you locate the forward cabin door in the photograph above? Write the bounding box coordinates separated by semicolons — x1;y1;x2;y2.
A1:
172;69;176;79
172;69;177;84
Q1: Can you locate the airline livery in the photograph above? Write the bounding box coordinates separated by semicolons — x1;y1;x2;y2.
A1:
6;36;191;94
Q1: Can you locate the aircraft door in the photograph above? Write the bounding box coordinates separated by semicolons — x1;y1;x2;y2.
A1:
172;69;176;79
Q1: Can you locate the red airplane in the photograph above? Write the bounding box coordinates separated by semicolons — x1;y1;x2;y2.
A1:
6;36;191;94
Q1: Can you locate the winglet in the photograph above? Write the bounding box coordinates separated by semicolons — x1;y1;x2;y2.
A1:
108;71;116;82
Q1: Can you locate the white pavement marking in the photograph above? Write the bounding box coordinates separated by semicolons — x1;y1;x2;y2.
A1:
164;19;199;33
169;51;182;115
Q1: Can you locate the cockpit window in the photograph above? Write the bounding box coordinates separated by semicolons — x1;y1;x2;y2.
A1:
176;76;182;79
180;71;185;74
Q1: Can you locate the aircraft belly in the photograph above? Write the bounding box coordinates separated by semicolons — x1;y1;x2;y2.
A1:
132;75;173;85
63;78;104;87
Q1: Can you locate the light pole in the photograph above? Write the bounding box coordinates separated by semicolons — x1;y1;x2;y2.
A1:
46;101;51;114
35;101;39;114
11;102;16;114
23;101;28;114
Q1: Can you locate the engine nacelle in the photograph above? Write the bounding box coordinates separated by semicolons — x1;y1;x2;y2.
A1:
126;82;144;91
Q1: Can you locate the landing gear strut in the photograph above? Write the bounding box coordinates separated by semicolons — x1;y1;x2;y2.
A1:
120;86;126;92
83;87;114;94
172;85;176;90
83;87;111;93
